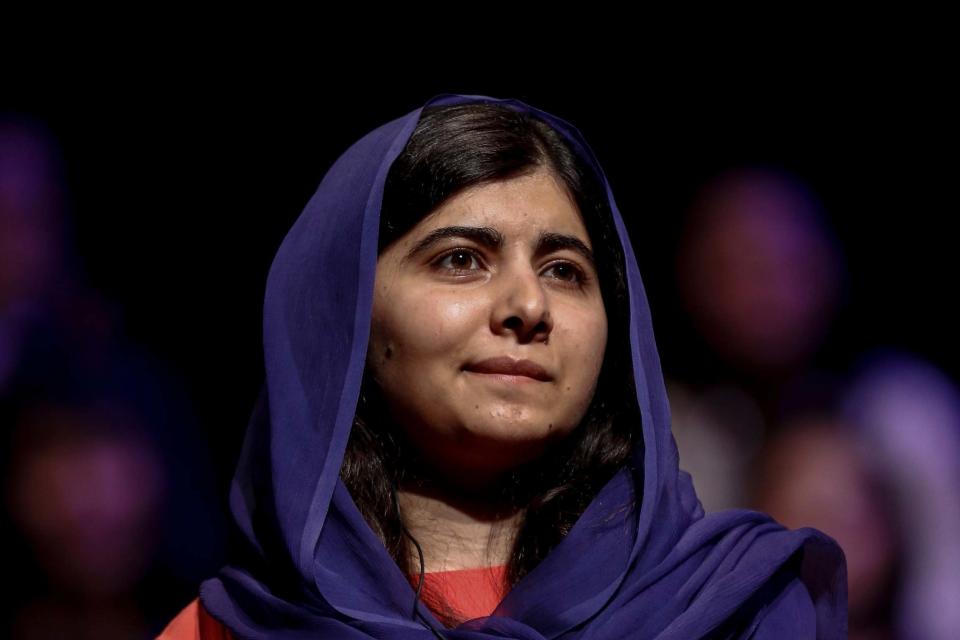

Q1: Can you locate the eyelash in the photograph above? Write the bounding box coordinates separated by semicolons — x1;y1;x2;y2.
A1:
431;247;590;288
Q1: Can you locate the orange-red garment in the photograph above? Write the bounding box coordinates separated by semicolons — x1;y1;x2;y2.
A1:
406;564;510;622
157;597;234;640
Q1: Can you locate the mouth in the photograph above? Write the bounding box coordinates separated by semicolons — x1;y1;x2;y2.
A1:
464;371;545;386
462;356;553;382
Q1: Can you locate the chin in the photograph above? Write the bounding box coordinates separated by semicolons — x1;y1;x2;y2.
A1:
456;420;560;455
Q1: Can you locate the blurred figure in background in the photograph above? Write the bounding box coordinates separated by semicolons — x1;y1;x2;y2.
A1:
675;166;844;380
0;114;227;638
753;414;901;640
840;350;960;639
667;166;960;638
0;113;77;394
669;166;847;512
4;401;167;639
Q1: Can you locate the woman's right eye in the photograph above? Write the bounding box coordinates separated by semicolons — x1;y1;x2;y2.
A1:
433;248;483;273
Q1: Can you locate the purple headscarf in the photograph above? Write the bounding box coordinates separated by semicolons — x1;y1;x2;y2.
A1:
199;93;847;638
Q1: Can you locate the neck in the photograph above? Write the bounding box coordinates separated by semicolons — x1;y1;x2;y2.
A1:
396;476;524;573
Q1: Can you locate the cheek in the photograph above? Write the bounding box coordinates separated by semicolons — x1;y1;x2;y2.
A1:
370;286;483;374
565;308;608;401
564;306;608;369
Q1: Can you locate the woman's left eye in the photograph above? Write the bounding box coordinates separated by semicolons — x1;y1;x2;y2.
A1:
543;261;586;285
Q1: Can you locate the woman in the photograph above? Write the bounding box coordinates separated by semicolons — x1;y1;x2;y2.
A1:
159;93;846;638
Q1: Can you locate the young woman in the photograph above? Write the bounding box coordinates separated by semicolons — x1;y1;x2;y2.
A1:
159;94;846;639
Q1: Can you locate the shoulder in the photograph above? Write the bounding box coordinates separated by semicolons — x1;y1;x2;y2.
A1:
737;569;845;640
157;597;235;640
705;546;845;640
744;576;818;639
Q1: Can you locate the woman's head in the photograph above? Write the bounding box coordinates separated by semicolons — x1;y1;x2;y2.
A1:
367;168;608;492
341;101;637;585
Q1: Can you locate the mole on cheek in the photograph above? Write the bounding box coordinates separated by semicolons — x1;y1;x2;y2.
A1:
385;346;393;359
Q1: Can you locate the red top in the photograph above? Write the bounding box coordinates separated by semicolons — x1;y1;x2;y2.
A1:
156;598;234;640
157;564;510;638
406;564;510;622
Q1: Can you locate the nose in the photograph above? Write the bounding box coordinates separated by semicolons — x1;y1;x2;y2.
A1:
491;262;553;344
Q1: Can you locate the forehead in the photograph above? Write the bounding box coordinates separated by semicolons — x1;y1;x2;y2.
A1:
415;171;591;245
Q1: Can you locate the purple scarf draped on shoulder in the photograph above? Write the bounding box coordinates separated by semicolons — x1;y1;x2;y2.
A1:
199;93;847;638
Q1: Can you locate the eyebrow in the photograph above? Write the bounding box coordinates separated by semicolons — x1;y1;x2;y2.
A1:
404;225;596;268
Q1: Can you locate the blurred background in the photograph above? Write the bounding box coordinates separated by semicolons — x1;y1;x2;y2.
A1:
2;51;956;639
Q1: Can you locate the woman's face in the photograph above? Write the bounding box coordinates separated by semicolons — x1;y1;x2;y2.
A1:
367;169;608;491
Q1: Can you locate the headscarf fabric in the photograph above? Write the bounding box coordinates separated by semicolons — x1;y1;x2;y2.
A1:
199;93;847;639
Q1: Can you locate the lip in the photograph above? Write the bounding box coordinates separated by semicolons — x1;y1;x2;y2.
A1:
463;356;553;382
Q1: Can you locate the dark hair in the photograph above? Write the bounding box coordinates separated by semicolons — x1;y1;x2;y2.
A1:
339;102;641;626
